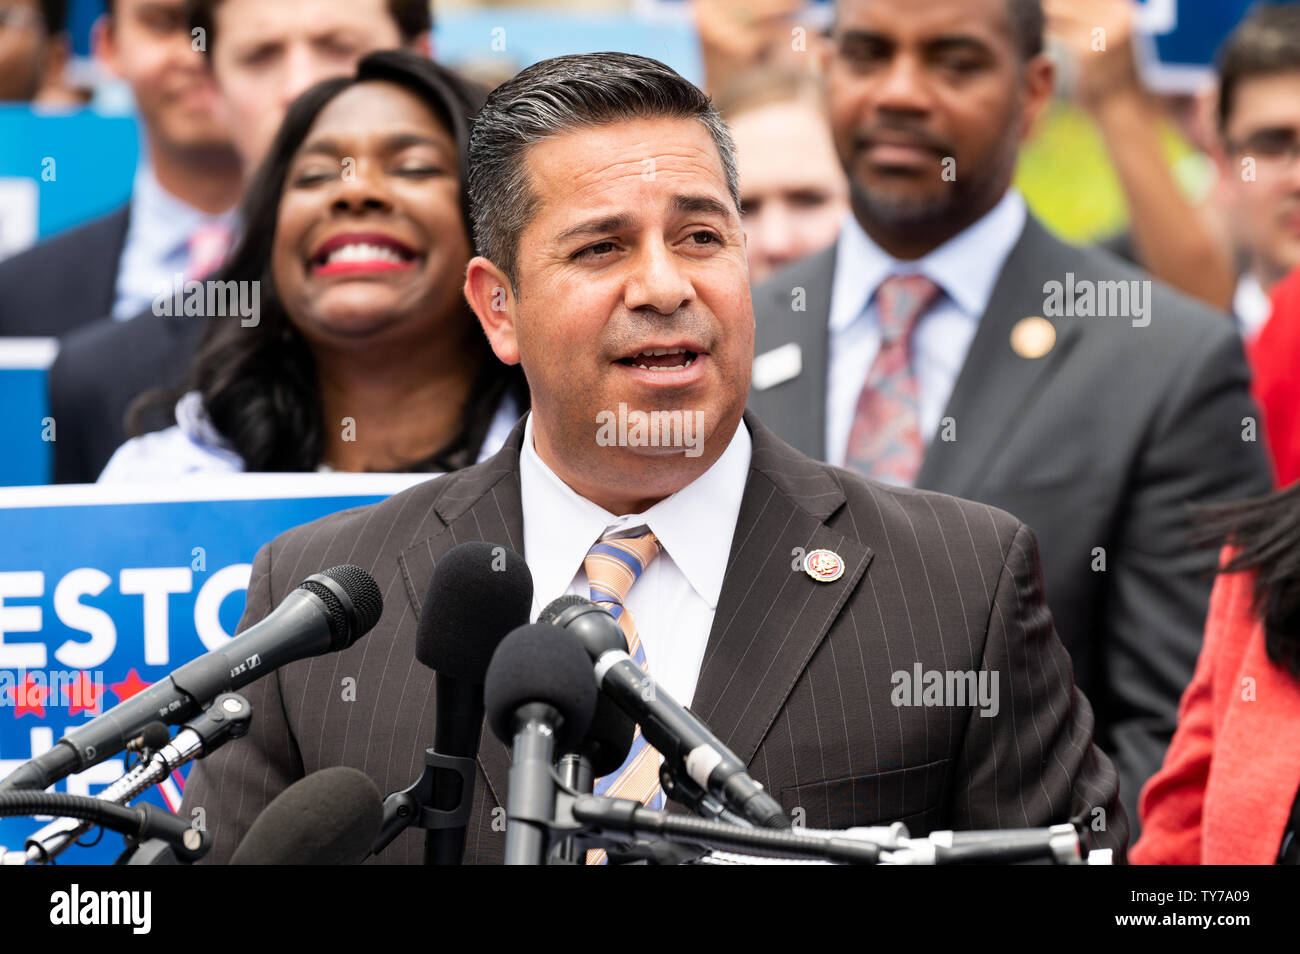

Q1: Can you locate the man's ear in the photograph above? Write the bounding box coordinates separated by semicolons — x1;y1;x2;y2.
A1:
90;14;120;79
1018;52;1056;141
465;256;521;365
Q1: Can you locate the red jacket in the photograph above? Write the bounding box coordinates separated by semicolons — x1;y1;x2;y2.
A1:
1249;267;1300;488
1132;549;1300;864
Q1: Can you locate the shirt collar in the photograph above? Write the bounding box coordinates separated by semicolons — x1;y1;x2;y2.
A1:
128;163;237;260
519;412;753;615
829;188;1027;333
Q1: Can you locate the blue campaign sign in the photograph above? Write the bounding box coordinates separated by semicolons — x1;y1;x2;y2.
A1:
0;339;57;487
1135;0;1300;92
0;106;138;259
0;474;431;864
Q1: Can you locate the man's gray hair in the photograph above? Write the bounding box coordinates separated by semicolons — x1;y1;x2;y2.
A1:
468;52;741;289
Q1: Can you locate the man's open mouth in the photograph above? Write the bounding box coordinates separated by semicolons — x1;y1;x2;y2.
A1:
616;346;700;372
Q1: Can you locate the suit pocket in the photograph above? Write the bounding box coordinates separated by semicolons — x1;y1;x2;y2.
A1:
779;758;949;832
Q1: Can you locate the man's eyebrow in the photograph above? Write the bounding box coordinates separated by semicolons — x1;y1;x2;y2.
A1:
837;29;992;55
673;194;735;220
924;35;994;56
838;28;890;46
555;212;637;244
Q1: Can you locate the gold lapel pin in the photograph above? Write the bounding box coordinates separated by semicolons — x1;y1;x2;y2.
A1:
803;549;845;583
1010;316;1056;359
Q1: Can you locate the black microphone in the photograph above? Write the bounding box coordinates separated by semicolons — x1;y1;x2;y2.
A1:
539;595;791;830
540;595;635;788
413;541;533;864
229;767;383;865
0;565;383;793
485;623;597;865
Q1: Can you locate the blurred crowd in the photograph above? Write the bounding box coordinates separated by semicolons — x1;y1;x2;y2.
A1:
2;0;1300;864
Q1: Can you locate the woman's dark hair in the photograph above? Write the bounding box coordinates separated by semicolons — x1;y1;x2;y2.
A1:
133;49;527;472
1202;480;1300;679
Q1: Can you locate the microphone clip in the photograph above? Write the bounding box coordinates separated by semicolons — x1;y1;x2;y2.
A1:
372;749;477;855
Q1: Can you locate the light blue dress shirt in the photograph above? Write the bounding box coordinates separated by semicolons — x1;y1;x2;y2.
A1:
825;189;1028;473
111;165;237;320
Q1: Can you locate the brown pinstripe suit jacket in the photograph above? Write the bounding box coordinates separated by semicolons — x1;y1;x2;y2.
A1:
180;411;1128;863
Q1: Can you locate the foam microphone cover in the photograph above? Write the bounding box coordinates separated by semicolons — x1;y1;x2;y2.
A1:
138;722;171;751
415;542;533;681
584;696;637;778
229;766;382;865
484;623;597;752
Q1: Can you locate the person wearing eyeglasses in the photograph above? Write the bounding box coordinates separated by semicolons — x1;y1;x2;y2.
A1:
1214;4;1300;343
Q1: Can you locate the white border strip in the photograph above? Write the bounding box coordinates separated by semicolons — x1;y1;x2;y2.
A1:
0;338;59;370
0;472;436;509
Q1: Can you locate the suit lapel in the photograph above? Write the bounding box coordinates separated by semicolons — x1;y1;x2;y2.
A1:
916;217;1083;499
691;413;872;767
749;245;836;461
396;419;528;811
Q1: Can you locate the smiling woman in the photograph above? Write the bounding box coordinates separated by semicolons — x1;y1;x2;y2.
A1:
98;50;528;479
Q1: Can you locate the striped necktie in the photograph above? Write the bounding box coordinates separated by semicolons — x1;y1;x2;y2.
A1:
844;273;942;486
584;530;662;865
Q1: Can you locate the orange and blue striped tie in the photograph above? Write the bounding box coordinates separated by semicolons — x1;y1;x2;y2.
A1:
584;530;662;864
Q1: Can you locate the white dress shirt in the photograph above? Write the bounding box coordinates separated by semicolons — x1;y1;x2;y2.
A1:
1233;272;1272;343
519;412;752;708
825;189;1027;471
112;164;237;320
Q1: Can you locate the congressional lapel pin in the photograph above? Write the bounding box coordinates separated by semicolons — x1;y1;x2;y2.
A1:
1010;316;1056;359
752;342;802;391
803;548;845;583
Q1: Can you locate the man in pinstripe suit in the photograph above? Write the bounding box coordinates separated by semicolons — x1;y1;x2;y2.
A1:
180;52;1127;863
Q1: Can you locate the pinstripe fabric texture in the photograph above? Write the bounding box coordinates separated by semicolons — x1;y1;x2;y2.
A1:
179;412;1128;864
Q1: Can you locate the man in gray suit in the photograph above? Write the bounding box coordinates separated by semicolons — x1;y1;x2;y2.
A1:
747;0;1273;836
180;51;1126;863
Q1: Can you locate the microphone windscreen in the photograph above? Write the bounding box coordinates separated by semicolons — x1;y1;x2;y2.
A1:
584;696;637;778
484;623;596;752
139;722;171;751
298;565;384;649
415;542;533;681
538;594;591;624
229;766;382;865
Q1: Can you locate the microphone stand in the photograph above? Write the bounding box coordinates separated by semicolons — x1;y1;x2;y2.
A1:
0;793;207;864
6;693;252;866
504;766;1101;865
550;755;593;865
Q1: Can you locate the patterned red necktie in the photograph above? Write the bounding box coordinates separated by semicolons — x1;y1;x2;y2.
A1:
843;274;942;485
